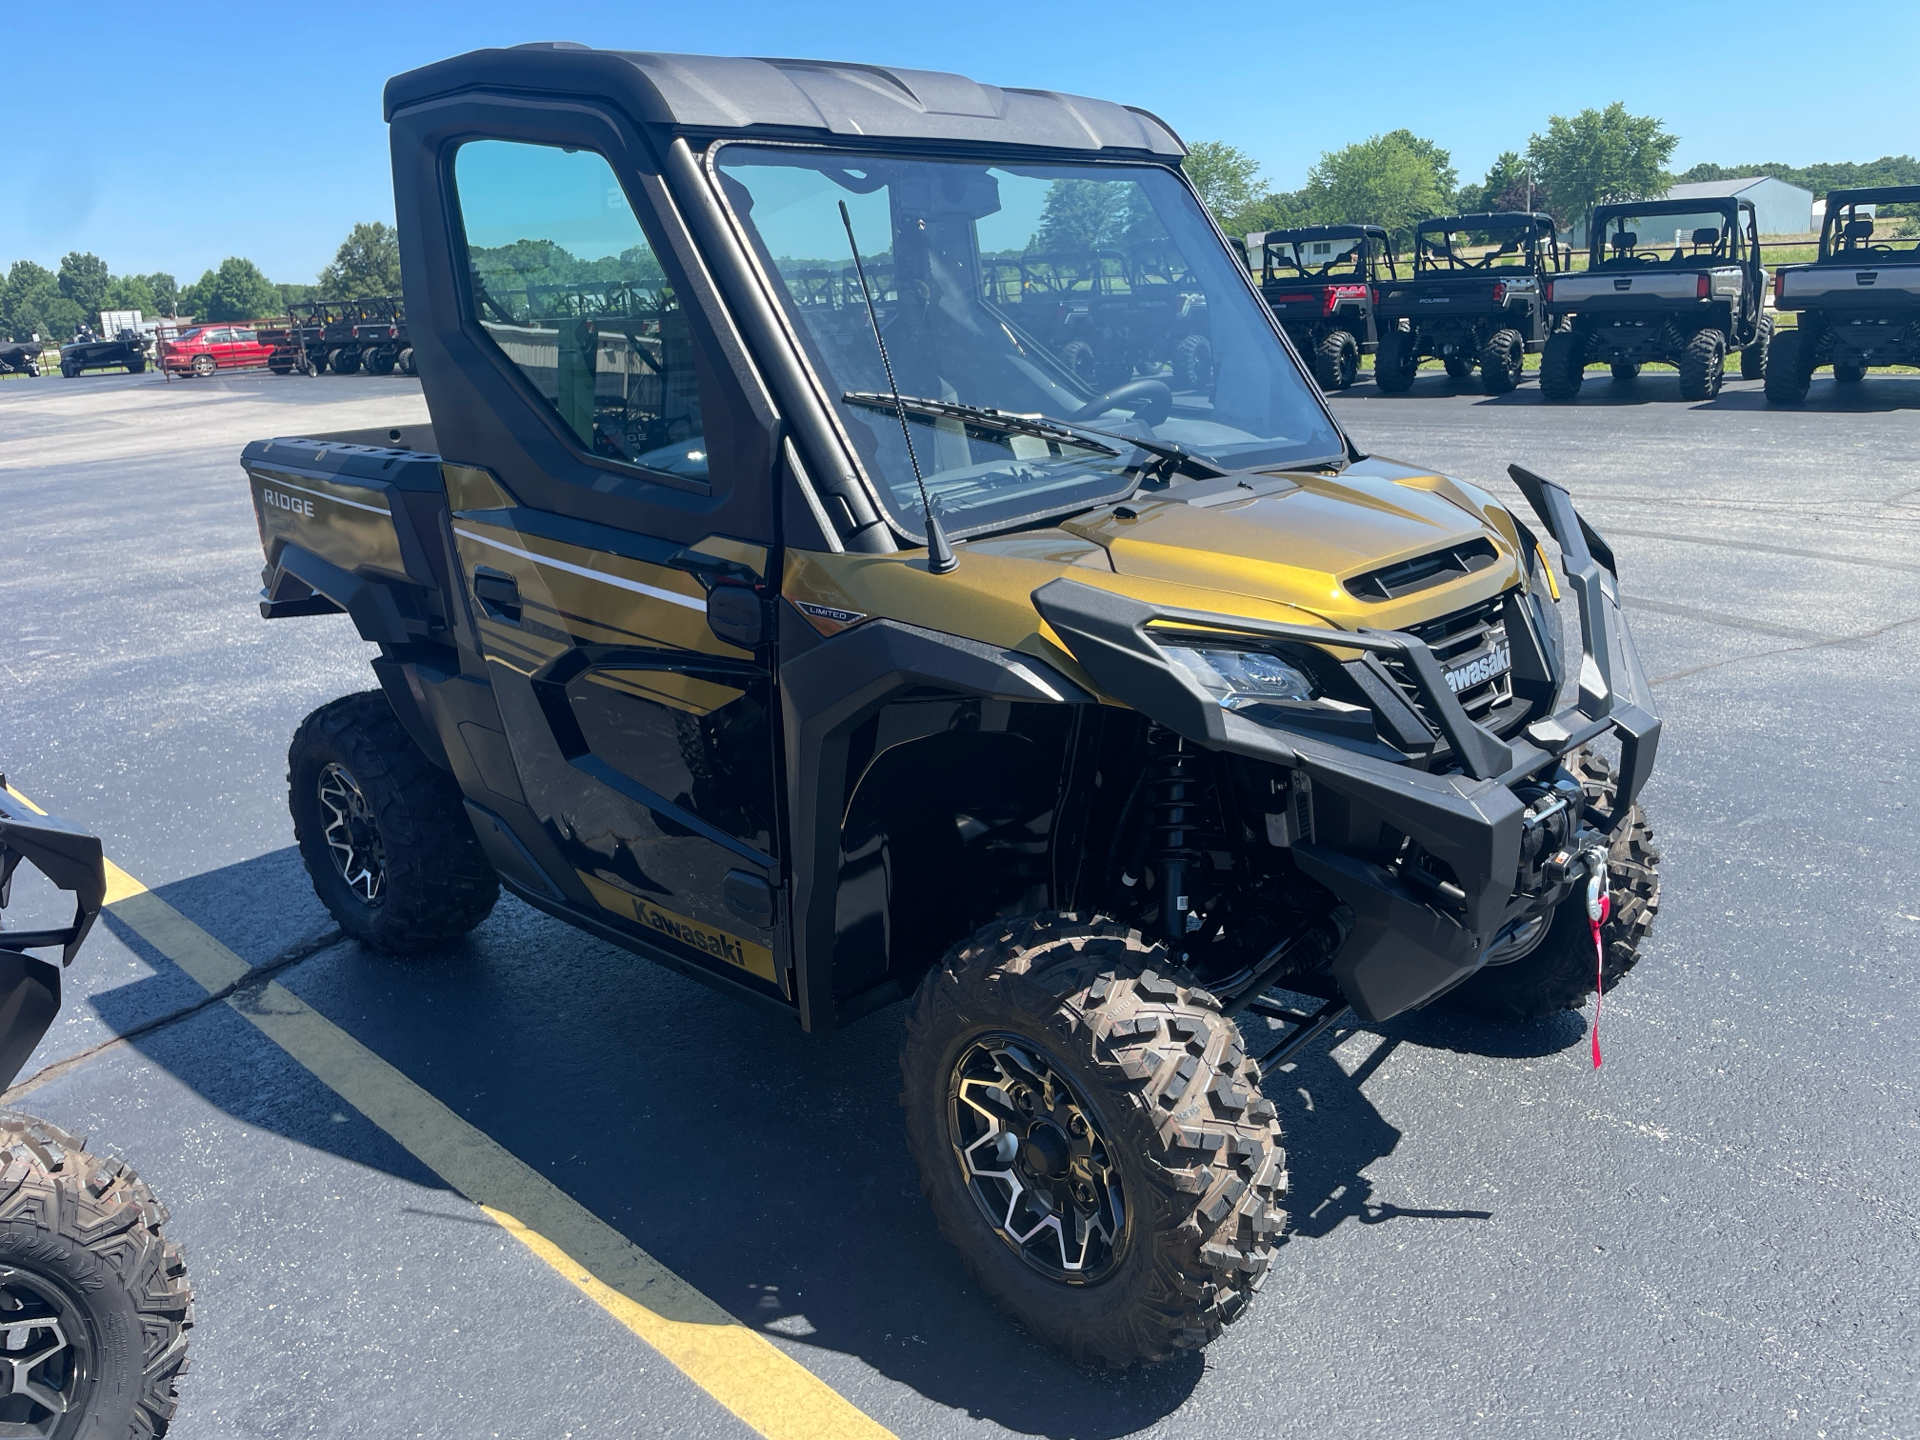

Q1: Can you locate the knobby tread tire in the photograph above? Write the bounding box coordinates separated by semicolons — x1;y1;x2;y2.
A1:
288;690;498;952
0;1111;192;1438
1479;328;1525;393
900;913;1285;1366
1763;327;1811;404
1312;330;1359;391
1172;332;1214;392
1373;331;1417;393
1678;328;1726;400
1740;314;1772;381
1539;328;1585;402
1442;750;1661;1021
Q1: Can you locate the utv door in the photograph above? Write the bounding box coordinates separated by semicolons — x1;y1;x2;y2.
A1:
404;101;789;1003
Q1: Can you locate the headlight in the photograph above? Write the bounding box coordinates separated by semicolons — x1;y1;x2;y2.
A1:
1166;645;1316;709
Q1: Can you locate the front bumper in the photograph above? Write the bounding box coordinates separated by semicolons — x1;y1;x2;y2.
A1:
1032;466;1659;1022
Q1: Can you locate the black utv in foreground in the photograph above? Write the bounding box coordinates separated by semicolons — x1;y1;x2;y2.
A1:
1541;196;1770;402
1767;186;1920;402
243;45;1661;1366
0;784;193;1437
1249;224;1395;391
1374;213;1564;394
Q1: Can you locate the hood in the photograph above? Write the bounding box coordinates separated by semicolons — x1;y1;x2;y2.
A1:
1059;463;1524;629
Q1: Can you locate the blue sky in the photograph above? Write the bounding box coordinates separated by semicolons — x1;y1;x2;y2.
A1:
5;0;1914;285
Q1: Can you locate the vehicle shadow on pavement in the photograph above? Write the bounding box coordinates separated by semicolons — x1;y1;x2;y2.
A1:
96;871;1205;1437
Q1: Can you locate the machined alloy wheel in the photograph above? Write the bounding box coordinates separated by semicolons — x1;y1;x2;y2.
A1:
949;1035;1126;1283
317;761;387;905
0;1267;94;1437
190;354;215;377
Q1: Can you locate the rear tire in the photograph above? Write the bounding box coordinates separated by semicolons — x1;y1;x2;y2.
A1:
1610;362;1641;381
1171;332;1213;392
1312;329;1360;391
1677;328;1725;400
1441;751;1660;1021
126;358;147;374
330;348;362;375
1834;362;1865;385
1539;328;1585;402
364;348;397;377
1740;314;1772;380
1764;327;1811;404
397;346;416;375
0;1111;192;1439
289;691;499;952
901;913;1286;1366
190;354;215;378
60;362;77;378
1372;330;1418;393
1479;328;1525;393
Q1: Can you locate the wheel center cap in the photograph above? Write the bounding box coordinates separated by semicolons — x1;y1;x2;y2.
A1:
1019;1122;1071;1180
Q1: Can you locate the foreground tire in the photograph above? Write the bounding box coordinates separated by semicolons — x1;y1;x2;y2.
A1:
1442;751;1661;1022
1677;328;1726;400
1372;330;1418;393
363;348;397;377
289;691;498;952
0;1111;192;1438
1479;328;1525;392
1312;329;1359;391
901;913;1285;1366
126;358;147;374
1538;328;1585;402
1740;314;1772;380
1763;327;1811;404
396;346;416;376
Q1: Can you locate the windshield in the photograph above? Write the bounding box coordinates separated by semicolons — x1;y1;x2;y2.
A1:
1415;222;1550;274
1595;210;1732;267
715;148;1342;538
1262;236;1370;281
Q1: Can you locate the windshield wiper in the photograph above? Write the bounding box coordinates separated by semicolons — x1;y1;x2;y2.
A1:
840;391;1226;483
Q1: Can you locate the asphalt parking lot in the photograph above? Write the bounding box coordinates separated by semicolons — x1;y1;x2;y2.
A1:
2;364;1916;1439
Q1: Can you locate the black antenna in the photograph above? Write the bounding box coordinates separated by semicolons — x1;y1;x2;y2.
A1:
838;200;956;575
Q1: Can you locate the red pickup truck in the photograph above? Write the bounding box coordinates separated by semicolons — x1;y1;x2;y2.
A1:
161;323;277;377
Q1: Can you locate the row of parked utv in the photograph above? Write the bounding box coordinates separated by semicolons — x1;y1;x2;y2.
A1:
1244;185;1919;403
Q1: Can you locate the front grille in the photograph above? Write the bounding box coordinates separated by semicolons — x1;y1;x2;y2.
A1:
1387;592;1521;728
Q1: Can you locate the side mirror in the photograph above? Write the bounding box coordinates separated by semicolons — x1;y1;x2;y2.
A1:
705;581;766;649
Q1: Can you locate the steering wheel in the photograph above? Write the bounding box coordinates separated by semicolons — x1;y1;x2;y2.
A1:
1070;377;1171;427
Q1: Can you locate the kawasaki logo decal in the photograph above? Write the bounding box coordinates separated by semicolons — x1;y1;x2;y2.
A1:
1444;641;1511;694
577;871;777;984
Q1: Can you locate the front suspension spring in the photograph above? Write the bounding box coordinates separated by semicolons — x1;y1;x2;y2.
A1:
1148;732;1206;954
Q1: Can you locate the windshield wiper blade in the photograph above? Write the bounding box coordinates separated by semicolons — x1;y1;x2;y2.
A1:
840;390;1227;483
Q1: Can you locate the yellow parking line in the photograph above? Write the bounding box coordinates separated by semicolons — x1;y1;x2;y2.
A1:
29;813;896;1440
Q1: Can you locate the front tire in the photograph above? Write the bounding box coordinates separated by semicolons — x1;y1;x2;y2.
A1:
1677;328;1726;400
289;691;499;952
1479;328;1525;393
0;1112;192;1439
1313;329;1360;391
1442;751;1660;1021
189;354;215;378
901;913;1286;1366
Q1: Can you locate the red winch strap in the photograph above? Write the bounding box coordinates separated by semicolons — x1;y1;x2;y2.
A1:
1590;893;1612;1069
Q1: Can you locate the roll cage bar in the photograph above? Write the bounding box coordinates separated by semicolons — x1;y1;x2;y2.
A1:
1412;213;1560;274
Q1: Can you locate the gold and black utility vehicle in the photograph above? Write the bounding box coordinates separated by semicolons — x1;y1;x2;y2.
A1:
1374;213;1564;394
242;45;1662;1365
1766;186;1920;403
1542;196;1770;402
0;783;194;1438
1248;224;1396;392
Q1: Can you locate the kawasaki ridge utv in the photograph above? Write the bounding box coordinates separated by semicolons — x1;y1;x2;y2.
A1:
1766;186;1920;403
1374;213;1564;394
1248;224;1396;392
244;45;1662;1366
0;783;194;1436
1541;196;1770;402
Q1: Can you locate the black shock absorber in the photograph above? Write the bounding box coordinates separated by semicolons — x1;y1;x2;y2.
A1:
1148;730;1205;955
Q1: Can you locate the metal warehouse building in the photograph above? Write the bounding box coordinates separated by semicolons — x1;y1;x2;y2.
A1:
1663;176;1816;236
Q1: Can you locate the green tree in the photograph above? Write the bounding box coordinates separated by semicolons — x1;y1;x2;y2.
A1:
1034;180;1128;253
182;257;280;321
317;221;404;297
145;272;180;316
2;260;81;342
1183;142;1264;225
101;274;159;318
1304;131;1455;247
1458;151;1535;215
1527;103;1677;231
57;252;112;323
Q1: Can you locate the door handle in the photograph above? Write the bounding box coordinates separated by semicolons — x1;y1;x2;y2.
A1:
472;568;522;624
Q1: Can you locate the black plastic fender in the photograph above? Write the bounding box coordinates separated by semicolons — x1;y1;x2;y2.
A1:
0;952;60;1093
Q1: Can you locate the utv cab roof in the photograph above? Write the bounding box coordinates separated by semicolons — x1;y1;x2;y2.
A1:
1418;212;1557;235
1250;224;1389;245
383;43;1186;158
1822;185;1920;210
1593;196;1747;218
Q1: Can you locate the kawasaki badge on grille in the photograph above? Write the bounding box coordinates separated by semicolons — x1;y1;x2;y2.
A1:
1444;641;1512;694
